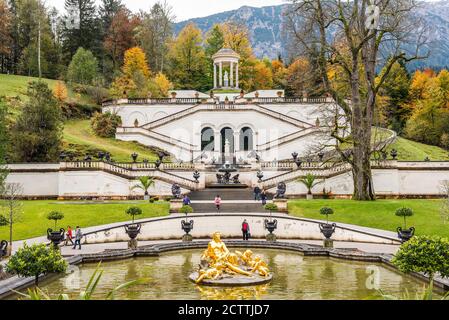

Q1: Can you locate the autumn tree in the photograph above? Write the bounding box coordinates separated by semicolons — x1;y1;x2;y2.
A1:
151;72;173;98
286;57;313;96
271;59;288;89
110;46;152;98
53;81;68;104
166;23;208;91
253;60;273;90
104;7;139;71
285;0;426;200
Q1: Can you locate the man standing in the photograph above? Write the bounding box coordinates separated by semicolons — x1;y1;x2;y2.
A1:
242;219;250;241
254;185;261;201
72;226;83;250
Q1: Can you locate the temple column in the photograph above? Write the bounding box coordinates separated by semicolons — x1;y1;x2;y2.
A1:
213;63;217;88
219;62;223;87
214;131;221;154
236;63;239;88
233;131;240;152
230;62;234;88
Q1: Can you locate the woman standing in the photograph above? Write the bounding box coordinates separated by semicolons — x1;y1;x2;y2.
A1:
65;226;74;246
214;195;222;213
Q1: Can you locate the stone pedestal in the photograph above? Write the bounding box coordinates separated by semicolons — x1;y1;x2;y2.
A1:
323;239;334;248
182;234;193;242
128;239;138;249
170;199;183;214
266;233;277;242
273;199;288;213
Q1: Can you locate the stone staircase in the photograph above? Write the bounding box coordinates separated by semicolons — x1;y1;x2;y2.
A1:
188;188;273;213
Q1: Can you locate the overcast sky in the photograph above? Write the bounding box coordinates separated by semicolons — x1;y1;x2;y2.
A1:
45;0;440;22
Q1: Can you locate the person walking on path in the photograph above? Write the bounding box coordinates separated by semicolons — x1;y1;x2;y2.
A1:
261;189;267;206
242;219;250;241
72;226;83;250
214;195;222;213
254;186;261;201
182;195;191;206
65;226;74;246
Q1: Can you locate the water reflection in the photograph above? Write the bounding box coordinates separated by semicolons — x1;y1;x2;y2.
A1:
36;249;438;300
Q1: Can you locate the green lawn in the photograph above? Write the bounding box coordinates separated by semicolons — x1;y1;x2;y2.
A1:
0;200;169;241
64;120;159;162
289;199;449;238
387;137;449;161
0;74;92;104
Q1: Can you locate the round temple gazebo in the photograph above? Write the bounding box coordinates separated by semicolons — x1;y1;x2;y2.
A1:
212;48;240;89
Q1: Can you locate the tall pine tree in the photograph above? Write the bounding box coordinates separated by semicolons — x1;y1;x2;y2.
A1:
62;0;99;62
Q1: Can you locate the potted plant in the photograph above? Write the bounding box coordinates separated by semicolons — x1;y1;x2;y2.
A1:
132;176;155;201
319;207;336;240
298;174;320;200
125;207;142;248
395;207;415;242
264;204;278;241
180;205;194;242
46;211;65;248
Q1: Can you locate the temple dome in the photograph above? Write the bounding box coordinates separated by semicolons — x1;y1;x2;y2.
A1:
212;48;240;60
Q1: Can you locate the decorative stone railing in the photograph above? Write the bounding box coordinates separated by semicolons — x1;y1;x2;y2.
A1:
60;161;199;190
102;96;333;107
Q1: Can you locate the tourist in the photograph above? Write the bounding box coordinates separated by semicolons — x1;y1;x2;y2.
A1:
215;195;222;212
65;226;74;246
242;220;250;241
72;226;83;250
261;190;267;206
183;195;191;206
254;185;261;201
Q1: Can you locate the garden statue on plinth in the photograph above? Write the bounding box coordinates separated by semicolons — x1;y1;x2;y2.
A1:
172;183;182;199
190;232;272;286
0;240;8;259
274;182;286;199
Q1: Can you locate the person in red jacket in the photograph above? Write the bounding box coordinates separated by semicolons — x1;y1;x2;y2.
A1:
242;219;250;241
65;226;74;246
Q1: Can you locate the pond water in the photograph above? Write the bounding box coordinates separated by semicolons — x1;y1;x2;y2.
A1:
38;249;435;300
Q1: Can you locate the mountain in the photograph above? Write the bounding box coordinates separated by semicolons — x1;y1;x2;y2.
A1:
175;1;449;70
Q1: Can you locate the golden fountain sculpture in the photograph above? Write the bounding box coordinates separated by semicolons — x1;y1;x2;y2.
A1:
192;232;272;286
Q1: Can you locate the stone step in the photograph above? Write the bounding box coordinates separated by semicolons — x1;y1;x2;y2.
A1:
189;188;272;201
191;203;269;213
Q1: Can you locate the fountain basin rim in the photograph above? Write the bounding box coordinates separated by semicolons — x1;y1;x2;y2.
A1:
189;272;273;287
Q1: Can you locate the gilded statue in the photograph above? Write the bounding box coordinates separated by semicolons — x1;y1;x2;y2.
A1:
195;232;270;284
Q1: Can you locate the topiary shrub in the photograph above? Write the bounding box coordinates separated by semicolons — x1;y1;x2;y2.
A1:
6;243;67;285
180;205;194;216
395;207;414;229
320;207;334;224
91;112;122;138
47;211;64;229
392;236;449;281
125;207;143;223
264;203;278;217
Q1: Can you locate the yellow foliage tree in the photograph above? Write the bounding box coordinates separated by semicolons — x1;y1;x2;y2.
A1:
271;59;287;88
53;81;68;103
253;60;273;90
152;72;173;98
123;47;151;78
287;58;313;96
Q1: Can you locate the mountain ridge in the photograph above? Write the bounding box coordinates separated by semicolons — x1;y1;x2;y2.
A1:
174;1;449;70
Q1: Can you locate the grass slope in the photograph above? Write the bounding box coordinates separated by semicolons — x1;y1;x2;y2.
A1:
387;137;449;161
0;74;91;104
289;199;449;238
64;120;159;162
0;200;169;241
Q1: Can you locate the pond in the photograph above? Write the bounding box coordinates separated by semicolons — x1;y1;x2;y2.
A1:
37;249;436;300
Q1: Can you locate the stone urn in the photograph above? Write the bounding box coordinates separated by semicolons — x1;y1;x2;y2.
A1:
125;224;141;249
181;220;194;242
397;227;415;243
47;228;65;249
264;219;278;242
319;223;336;239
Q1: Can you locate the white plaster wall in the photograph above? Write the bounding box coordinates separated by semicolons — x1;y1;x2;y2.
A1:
5;172;59;196
83;215;398;244
398;170;449;195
